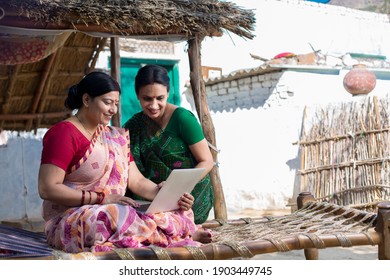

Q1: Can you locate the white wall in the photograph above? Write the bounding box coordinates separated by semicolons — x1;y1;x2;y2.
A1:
177;0;390;82
0;131;46;222
175;0;390;218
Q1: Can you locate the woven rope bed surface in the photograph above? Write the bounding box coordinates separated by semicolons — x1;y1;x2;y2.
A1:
48;201;380;260
213;201;377;245
209;201;378;257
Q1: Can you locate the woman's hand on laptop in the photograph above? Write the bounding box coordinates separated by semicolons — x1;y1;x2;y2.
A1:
156;181;165;190
178;193;194;211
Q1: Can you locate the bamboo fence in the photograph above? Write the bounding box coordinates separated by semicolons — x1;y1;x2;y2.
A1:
296;96;390;211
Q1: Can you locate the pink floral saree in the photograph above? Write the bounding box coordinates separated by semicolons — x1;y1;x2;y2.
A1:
42;125;200;253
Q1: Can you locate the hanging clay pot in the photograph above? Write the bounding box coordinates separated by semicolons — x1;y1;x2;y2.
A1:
343;64;376;95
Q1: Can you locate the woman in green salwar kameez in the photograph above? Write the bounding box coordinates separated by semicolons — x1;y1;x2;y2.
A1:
123;64;214;224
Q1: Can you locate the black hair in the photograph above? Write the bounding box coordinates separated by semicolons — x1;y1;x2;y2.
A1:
134;64;170;95
64;71;121;110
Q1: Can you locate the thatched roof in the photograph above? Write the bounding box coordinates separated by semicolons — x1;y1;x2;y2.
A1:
0;32;105;131
3;0;255;39
0;0;256;132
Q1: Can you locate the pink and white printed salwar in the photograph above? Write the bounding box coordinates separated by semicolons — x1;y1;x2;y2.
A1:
42;125;200;253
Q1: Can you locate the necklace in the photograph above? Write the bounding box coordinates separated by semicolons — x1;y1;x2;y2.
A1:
75;113;94;137
75;113;104;145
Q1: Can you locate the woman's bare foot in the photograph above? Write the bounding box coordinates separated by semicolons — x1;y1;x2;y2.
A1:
192;228;212;244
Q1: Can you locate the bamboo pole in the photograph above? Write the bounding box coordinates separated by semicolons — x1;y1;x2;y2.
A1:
26;52;58;131
373;96;382;189
0;64;21;130
10;230;381;261
376;201;390;260
297;192;318;260
293;127;390;145
87;38;108;73
44;231;380;260
110;37;121;127
35;43;65;131
187;35;227;221
0;111;71;121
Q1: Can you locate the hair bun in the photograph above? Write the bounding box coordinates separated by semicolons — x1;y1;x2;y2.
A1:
68;85;78;97
64;84;82;110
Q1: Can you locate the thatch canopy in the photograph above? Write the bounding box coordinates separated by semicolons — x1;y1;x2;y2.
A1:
0;0;256;132
0;0;255;220
1;0;255;39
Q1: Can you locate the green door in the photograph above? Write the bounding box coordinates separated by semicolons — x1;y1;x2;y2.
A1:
118;58;181;126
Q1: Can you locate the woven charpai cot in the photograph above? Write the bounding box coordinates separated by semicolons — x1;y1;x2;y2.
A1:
53;200;386;260
1;198;388;260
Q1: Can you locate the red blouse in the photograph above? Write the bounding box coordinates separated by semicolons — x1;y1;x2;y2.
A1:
41;121;133;173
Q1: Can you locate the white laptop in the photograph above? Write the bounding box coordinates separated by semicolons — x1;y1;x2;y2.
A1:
135;168;205;214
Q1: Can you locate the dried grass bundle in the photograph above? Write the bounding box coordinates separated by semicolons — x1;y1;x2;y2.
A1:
5;0;256;38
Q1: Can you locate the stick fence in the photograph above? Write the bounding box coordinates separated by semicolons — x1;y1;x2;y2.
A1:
296;96;390;211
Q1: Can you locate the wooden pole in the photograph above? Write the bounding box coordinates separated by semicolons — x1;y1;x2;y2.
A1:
291;106;307;211
376;201;390;260
0;65;21;130
26;52;58;131
187;35;227;221
297;192;319;260
0;111;71;121
41;231;381;260
87;38;108;73
110;37;121;127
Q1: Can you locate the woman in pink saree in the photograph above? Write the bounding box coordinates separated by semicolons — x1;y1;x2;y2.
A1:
38;72;210;253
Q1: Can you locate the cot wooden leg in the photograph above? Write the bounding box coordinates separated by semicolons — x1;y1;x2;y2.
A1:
297;192;319;260
376;202;390;260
